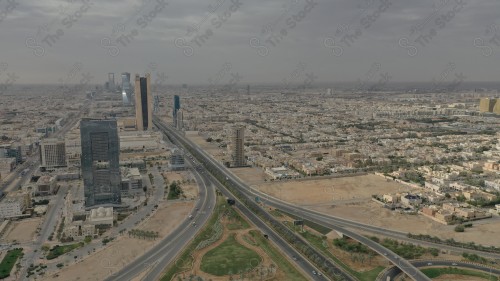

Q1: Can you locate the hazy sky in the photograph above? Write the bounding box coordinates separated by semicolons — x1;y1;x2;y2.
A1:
1;0;499;85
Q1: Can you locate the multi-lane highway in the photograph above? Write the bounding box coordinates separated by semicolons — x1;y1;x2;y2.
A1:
202;162;336;281
379;260;500;280
153;116;431;281
105;155;217;281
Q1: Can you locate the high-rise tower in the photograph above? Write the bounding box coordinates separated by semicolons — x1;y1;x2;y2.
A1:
121;72;132;105
39;138;66;170
134;74;153;131
231;125;245;167
80;119;121;207
108;73;115;92
173;95;180;127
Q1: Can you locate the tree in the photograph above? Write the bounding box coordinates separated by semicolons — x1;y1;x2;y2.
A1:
454;225;465;232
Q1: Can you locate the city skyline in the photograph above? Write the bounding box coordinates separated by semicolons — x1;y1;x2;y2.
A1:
0;0;498;85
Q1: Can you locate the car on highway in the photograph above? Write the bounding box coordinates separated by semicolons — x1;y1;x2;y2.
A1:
452;263;457;266
312;270;317;275
318;272;322;276
427;262;432;266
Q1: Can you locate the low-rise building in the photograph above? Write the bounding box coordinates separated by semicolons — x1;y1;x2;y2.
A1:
121;167;142;193
383;194;399;203
0;193;30;219
35;176;57;196
87;207;113;226
435;210;453;223
401;194;422;206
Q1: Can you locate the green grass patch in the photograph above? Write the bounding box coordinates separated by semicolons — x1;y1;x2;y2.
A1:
167;181;184;200
200;234;261;276
0;248;23;278
269;209;284;217
248;230;307;281
280;210;331;235
46;243;84;260
379;238;427;259
225;207;250;230
161;196;227;281
295;228;384;281
421;267;499;280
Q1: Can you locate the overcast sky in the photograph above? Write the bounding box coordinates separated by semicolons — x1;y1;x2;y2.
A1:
0;0;499;85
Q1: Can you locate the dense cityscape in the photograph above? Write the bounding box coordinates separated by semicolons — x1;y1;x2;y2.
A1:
1;0;500;281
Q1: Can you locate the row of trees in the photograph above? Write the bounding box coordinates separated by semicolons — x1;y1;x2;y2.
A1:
407;233;500;254
128;229;159;240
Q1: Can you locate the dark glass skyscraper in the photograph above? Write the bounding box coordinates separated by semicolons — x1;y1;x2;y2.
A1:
173;95;180;128
80;118;121;207
134;74;152;130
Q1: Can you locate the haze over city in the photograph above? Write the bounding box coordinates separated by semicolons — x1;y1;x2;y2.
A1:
0;1;500;281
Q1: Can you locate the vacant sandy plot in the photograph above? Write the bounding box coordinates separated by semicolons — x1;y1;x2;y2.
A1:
312;202;500;247
3;218;41;243
186;132;225;161
44;201;194;281
432;274;486;281
164;171;198;199
257;174;414;205
232;167;268;186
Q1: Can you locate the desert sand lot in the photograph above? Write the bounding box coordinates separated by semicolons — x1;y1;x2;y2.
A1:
255;174;500;247
3;218;41;243
45;201;194;281
164;171;199;199
433;274;487;281
232;167;268;186
186;132;227;162
257;174;413;205
313;202;500;247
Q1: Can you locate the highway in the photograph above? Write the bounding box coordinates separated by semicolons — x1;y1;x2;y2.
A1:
105;155;217;281
143;125;333;281
153;116;431;281
155;118;358;280
379;260;500;280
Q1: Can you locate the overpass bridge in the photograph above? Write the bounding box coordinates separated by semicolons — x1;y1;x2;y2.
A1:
153;116;431;281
